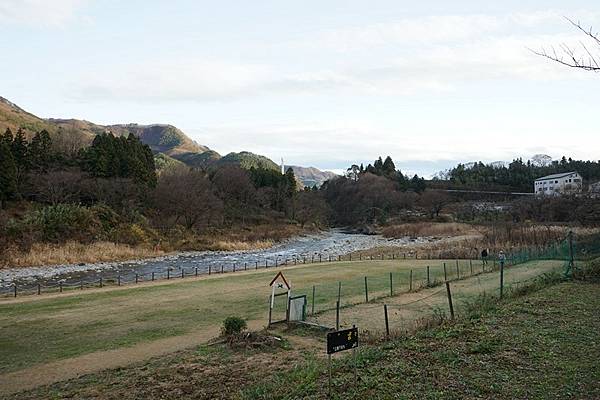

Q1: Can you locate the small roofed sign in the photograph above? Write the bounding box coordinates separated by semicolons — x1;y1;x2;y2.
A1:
269;271;291;290
327;327;359;354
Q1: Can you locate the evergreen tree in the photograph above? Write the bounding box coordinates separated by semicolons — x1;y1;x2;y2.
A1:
382;156;396;177
373;156;384;175
285;167;297;197
29;130;52;171
0;140;17;208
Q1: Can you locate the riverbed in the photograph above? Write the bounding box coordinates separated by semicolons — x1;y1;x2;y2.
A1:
0;230;433;294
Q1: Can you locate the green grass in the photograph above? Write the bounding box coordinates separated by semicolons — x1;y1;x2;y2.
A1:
0;258;553;374
240;281;600;399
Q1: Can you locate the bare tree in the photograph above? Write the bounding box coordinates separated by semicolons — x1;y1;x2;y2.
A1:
532;17;600;71
419;190;452;219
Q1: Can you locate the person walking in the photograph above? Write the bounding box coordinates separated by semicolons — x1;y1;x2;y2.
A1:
498;250;506;269
481;248;489;266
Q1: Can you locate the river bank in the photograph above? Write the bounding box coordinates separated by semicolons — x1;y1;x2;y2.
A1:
0;230;436;293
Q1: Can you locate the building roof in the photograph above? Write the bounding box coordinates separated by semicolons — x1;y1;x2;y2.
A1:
534;172;579;181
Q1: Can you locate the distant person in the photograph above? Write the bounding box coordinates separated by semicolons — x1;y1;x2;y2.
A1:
481;248;488;266
499;251;506;269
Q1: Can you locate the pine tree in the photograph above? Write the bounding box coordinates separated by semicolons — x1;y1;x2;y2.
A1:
29;130;53;171
382;156;396;177
285;167;297;197
0;140;17;208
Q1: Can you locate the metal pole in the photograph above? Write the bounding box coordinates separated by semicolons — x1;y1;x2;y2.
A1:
456;260;460;279
337;282;341;304
336;301;340;330
312;285;315;315
384;304;390;337
364;276;369;303
443;262;447;281
389;272;393;296
500;260;505;299
409;270;413;292
445;281;454;319
427;265;430;286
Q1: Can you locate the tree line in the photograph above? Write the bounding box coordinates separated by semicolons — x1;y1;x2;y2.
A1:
447;157;600;192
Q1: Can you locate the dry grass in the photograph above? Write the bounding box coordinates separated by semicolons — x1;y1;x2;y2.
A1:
0;242;164;269
204;240;274;251
382;222;483;238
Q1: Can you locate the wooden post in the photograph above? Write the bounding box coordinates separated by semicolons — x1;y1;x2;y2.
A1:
312;285;316;315
409;270;413;292
389;272;393;296
456;260;460;279
265;260;268;268
350;254;352;261
167;269;170;280
233;263;236;272
244;262;247;271
37;283;41;295
13;284;17;298
60;282;63;293
470;259;473;275
364;276;369;303
336;301;340;330
384;304;390;337
445;281;454;320
443;262;447;281
427;265;430;286
319;254;322;263
195;267;198;276
337;281;342;304
221;265;224;273
256;261;258;270
118;276;121;286
100;277;103;288
360;254;362;261
208;266;211;275
135;273;139;284
275;259;278;268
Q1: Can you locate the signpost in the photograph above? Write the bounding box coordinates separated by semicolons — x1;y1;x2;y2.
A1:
326;326;359;396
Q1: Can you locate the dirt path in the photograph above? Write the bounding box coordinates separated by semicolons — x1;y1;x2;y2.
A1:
0;319;264;397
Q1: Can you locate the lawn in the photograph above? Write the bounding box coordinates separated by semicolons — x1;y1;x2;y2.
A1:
0;257;562;377
8;279;599;399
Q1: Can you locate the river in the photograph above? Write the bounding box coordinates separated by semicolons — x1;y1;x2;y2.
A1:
0;229;432;295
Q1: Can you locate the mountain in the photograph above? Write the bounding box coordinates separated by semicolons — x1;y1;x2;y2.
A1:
0;96;287;175
287;165;338;188
530;154;553;167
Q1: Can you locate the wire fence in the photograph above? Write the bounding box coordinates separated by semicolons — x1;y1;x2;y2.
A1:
0;235;580;299
291;232;586;334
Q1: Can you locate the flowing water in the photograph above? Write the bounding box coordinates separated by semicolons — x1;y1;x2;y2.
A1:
0;229;432;295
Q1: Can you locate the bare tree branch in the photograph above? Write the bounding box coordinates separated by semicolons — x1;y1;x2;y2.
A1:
530;17;600;71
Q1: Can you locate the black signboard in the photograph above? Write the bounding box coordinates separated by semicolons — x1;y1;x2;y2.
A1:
326;327;359;354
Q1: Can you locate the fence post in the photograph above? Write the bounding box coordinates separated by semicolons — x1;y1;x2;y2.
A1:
360;254;362;261
244;262;247;271
500;260;505;299
233;263;236;273
136;273;139;284
427;265;430;286
364;276;369;303
265;260;268;268
209;266;211;275
167;269;170;280
456;260;460;279
336;301;340;331
312;285;316;315
151;272;155;281
195;267;198;277
275;259;278;268
349;254;352;261
221;265;224;273
100;277;103;288
443;262;448;281
13;284;17;298
181;269;185;278
37;283;41;295
118;276;121;286
409;270;413;292
470;259;473;275
60;282;63;293
337;281;342;304
445;281;454;320
319;254;322;263
384;304;390;337
389;272;393;296
80;281;83;290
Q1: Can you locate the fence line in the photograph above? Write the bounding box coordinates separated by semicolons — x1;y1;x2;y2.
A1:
1;240;564;298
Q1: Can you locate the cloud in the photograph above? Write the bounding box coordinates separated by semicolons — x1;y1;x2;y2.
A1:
68;10;599;103
0;0;87;27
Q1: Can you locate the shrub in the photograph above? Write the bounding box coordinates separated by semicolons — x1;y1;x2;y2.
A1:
578;257;600;283
222;316;247;336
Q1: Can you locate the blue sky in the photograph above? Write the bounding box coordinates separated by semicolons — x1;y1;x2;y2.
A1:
1;0;599;177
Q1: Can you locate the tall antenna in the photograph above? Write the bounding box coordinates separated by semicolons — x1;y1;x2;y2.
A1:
281;157;285;174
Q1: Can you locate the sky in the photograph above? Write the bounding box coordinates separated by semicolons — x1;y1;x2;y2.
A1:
1;0;599;177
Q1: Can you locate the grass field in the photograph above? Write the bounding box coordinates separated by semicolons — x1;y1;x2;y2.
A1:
0;257;565;396
7;279;599;399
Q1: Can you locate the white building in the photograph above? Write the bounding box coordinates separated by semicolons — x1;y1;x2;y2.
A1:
534;172;582;196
